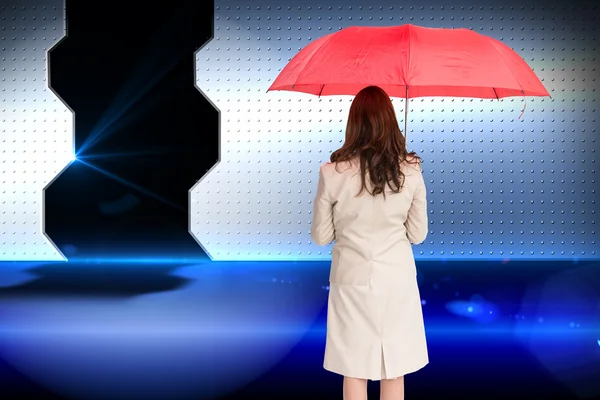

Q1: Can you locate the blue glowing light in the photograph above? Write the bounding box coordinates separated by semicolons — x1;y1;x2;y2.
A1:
445;294;499;323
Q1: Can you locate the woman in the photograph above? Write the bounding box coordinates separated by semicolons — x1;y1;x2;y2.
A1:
310;86;429;400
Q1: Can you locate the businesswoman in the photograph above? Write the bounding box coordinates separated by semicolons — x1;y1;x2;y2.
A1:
310;86;429;400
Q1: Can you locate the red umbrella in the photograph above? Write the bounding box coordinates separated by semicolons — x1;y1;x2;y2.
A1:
267;24;550;137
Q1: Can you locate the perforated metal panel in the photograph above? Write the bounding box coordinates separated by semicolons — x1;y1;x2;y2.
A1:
0;0;73;261
0;1;597;262
191;0;599;261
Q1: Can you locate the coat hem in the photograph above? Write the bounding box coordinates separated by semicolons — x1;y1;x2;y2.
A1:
323;359;429;381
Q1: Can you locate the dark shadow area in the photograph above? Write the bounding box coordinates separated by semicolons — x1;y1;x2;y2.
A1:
0;263;190;298
0;357;63;400
45;0;217;258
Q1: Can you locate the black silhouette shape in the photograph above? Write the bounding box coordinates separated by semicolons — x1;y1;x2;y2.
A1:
45;0;217;258
0;263;190;298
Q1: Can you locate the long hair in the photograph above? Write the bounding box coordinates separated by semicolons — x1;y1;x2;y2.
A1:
330;86;421;197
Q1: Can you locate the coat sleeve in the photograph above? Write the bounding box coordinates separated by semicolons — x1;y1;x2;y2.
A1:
310;165;336;246
405;163;428;245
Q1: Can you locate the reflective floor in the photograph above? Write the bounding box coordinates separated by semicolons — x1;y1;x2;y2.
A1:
0;259;598;399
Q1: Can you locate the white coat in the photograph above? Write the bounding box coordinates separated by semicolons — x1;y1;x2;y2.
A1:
311;158;429;380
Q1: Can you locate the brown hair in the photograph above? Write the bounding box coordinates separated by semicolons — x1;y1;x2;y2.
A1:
330;86;421;197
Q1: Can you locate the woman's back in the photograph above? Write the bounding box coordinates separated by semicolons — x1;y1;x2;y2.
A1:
310;86;430;383
311;157;428;287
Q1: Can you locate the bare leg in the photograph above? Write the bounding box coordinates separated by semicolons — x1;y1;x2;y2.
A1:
380;376;404;400
343;376;368;400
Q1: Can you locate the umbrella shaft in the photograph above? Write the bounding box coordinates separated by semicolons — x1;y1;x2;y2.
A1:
404;89;409;145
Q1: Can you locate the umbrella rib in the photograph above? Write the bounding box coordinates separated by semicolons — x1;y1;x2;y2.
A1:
294;32;338;86
487;39;526;95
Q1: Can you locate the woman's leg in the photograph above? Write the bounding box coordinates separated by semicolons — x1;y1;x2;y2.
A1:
343;376;368;400
380;376;404;400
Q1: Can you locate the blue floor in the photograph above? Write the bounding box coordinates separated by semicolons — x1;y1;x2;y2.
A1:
0;259;598;399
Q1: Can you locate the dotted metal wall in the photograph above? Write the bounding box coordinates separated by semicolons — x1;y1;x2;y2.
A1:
191;0;599;261
0;0;73;261
0;1;597;262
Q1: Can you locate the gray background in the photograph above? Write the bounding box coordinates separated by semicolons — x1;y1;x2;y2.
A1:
191;0;599;261
0;1;597;261
0;0;72;261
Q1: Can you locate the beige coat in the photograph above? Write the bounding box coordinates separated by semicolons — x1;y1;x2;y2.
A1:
311;158;429;380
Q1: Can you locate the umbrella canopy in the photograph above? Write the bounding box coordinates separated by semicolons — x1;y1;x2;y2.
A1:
268;24;550;99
